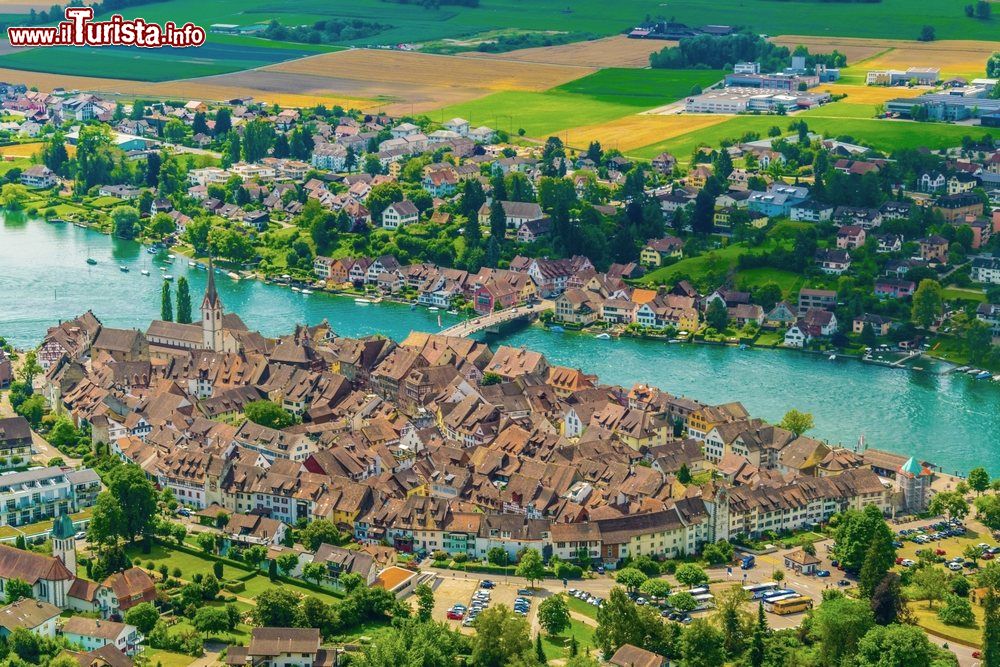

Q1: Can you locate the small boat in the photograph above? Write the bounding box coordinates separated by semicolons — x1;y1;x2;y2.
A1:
301;289;313;295
146;247;158;254
119;265;129;273
447;309;459;315
437;314;442;327
967;368;982;376
371;297;384;304
188;261;196;268
955;366;969;373
164;274;174;281
140;269;150;276
976;371;991;380
73;221;86;228
48;218;65;224
828;354;836;360
595;333;612;340
410;303;417;310
550;325;565;333
427;306;439;312
291;286;301;293
738;343;749;350
227;272;240;280
355;298;372;305
668;339;680;343
198;263;207;270
159;266;166;272
166;254;175;261
86;258;97;265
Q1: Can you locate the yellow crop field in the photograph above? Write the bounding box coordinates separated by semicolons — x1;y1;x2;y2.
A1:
561;114;730;152
815;83;925;104
0;142;41;158
466;35;675;68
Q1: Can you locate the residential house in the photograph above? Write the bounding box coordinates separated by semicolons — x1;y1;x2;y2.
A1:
381;201;419;229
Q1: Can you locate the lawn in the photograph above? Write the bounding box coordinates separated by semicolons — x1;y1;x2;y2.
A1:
554;69;725;108
564;594;598;619
908;602;983;648
541;600;598;660
240;572;341;604
629;116;998;161
126;543;232;579
140;648;195;667
431;90;640;139
942;287;987;303
639;241;792;287
734;267;805;297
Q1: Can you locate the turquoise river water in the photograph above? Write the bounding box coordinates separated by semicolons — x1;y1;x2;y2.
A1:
1;214;998;474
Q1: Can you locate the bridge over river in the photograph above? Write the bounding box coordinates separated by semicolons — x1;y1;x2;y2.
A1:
438;302;548;337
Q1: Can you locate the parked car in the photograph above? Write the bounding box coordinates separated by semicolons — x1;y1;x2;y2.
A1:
517;589;533;596
837;580;851;587
949;562;963;571
480;580;495;589
815;570;830;577
447;610;464;620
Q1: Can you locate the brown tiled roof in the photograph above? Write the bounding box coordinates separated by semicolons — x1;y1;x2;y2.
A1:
0;598;60;631
63;616;130;641
248;627;320;656
0;544;74;584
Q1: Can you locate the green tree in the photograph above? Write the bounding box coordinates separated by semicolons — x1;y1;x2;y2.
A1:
968;467;991;495
242;118;276;162
112;205;140;240
855;623;937;667
983;588;1000;667
88;492;125;547
538;595;570;636
928;490;969;520
674;563;708;588
470;606;534;667
252;588;301;627
705;298;728;331
415;583;434;622
515;548;545;588
779;409;814;436
680;619;725;667
910;566;949;609
4;578;32;603
299;519;342;551
16;351;41;387
106;464;158;542
303;562;326;586
977;494;1000;531
244;400;296;429
176;276;192;324
870;573;906;626
615;567;648;593
859;529;896;598
125;602;161;634
667;591;697;613
195;531;216;554
243;544;268;570
911;279;943;328
638;578;672;598
835;504;893;574
276;553;299;576
596;588;643;657
938;593;976;626
193;606;232;635
747;602;768;667
811;596;875;666
161;280;173;321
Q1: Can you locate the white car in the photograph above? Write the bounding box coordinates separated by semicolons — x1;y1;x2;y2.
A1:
900;559;915;567
949;562;963;571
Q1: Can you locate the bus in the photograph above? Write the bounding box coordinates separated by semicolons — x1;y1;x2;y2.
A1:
692;593;715;610
686;586;710;596
770;596;814;615
761;588;796;601
763;594;802;612
743;582;778;599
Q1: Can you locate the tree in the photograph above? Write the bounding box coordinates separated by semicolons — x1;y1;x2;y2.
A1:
112;205;140;240
161;280;173;321
680;619;725;667
855;623;937;667
928;490;969;520
244;400;296;430
596;588;643;657
16;351;41;387
276;552;299;576
966;320;993;365
910;565;949;609
415;583;434;622
834;504;893;574
911;279;943;328
779;409;814;436
352;617;469;667
125;602;161;634
193;606;232;635
705;298;728;331
969;467;991;495
242;118;275;162
870;573;906;625
4;578;32;604
303;562;326;586
176;276;192;324
88;492;126;547
615;568;648;593
965;544;985;567
214;108;232;136
810;596;875;666
977;494;1000;531
252;590;303;632
918;25;935;42
938;593;976;626
859;529;896;598
195;531;216;554
984;588;1000;667
715;585;749;658
470;606;534;667
675;563;708;588
667;591;697;613
747;602;768;667
106;465;158;542
538;595;570;636
677;463;692;484
515;548;545;588
638;578;672;598
299;519;342;551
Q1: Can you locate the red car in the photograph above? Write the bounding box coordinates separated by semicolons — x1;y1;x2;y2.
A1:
895;557;904;565
935;549;946;556
973;651;981;659
446;610;464;620
983;553;995;560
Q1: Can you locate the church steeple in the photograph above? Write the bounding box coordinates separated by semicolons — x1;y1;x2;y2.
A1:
201;258;224;352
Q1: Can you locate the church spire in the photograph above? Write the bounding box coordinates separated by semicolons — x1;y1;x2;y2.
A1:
202;257;220;309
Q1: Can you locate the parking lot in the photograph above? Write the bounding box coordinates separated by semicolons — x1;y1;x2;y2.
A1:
894;517;997;572
431;575;538;633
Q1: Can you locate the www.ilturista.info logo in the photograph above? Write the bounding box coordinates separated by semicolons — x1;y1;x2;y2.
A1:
7;7;206;48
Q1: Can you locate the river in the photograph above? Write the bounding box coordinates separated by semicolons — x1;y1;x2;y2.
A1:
2;214;999;474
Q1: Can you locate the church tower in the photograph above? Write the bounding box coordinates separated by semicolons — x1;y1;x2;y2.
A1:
201;259;225;352
51;513;77;574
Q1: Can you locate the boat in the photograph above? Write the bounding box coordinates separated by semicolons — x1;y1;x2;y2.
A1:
447;309;459;315
976;371;991;380
738;343;749;350
410;303;417;310
146;247;158;254
291;286;301;293
668;339;680;343
549;325;565;333
829;354;836;360
48;218;65;224
371;297;384;304
166;254;175;261
188;261;196;268
164;274;174;281
437;314;442;328
955;366;969;373
301;289;313;295
85;258;97;265
140;269;150;276
227;272;240;280
595;333;612;340
354;298;372;305
427;306;439;312
967;368;982;376
73;222;86;228
119;265;129;273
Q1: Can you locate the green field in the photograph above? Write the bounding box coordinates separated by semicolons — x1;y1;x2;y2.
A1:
554;69;725;107
734;267;807;296
432;90;641;138
630;116;998;161
639;242;753;287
